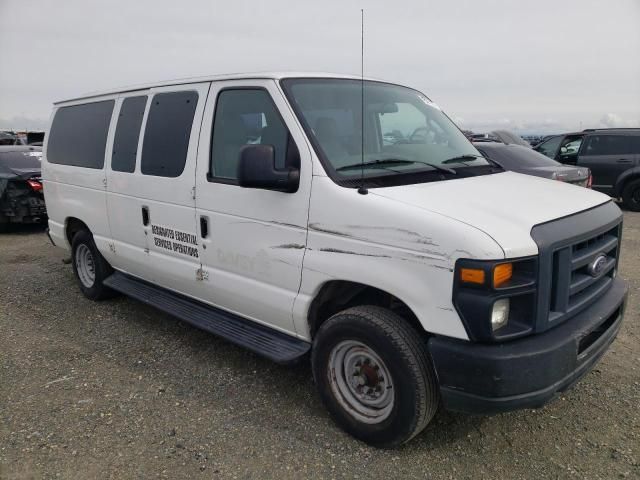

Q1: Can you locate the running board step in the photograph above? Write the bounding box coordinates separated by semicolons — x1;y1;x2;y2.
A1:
103;272;310;364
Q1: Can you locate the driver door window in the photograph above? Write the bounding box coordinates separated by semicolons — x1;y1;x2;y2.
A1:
210;89;290;182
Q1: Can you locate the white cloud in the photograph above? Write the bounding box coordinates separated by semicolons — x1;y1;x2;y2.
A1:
598;113;640;128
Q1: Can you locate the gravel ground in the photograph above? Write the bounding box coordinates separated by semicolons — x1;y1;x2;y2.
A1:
1;212;639;480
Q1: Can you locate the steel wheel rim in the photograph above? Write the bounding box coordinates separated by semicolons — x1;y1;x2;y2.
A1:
327;340;394;424
75;244;96;288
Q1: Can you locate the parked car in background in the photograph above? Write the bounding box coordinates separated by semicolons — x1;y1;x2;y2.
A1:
534;128;640;210
25;131;45;146
473;142;591;187
522;135;547;147
0;131;26;146
0;146;46;231
490;130;532;148
470;132;497;142
469;130;532;148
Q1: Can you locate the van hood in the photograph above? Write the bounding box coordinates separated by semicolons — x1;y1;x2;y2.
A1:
370;171;611;258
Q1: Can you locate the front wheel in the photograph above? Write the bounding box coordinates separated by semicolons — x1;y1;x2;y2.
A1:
312;306;439;447
71;229;116;300
622;179;640;212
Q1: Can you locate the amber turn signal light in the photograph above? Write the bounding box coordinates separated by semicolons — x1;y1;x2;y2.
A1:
493;263;513;287
460;268;485;285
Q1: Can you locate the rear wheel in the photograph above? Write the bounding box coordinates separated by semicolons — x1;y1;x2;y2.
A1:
622;179;640;212
312;305;439;447
71;229;116;300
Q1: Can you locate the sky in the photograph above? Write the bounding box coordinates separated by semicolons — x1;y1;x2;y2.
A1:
1;0;639;135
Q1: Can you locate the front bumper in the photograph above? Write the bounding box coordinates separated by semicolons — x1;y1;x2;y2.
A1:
429;277;627;414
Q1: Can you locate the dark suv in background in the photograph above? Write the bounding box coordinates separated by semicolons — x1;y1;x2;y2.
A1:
534;128;640;210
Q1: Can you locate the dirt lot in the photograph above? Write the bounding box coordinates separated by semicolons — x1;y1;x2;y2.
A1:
1;212;639;480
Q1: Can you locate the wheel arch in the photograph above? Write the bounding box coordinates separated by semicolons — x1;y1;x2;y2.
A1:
65;217;91;246
307;280;424;340
613;167;640;197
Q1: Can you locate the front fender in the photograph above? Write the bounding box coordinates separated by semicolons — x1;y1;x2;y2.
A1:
292;177;506;341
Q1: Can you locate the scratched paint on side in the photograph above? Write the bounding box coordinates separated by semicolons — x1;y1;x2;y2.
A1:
271;244;306;250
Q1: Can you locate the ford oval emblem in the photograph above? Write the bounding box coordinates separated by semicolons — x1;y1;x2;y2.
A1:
587;254;608;278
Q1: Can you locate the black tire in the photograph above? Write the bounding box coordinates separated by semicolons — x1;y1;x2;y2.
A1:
312;305;439;448
71;229;116;300
622;178;640;212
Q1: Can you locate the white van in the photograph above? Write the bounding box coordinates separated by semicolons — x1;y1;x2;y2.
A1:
43;73;627;447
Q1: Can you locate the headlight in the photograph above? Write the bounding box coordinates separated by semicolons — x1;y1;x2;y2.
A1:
491;298;510;331
453;257;537;342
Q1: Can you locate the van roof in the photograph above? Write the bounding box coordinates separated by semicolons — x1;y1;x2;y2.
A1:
54;72;384;105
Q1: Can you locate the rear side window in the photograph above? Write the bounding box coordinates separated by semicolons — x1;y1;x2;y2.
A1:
47;100;114;168
583;135;635;156
141;91;198;177
112;96;147;173
210;89;289;181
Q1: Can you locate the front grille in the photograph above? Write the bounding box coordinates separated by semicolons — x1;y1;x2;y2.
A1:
548;225;619;325
531;202;623;332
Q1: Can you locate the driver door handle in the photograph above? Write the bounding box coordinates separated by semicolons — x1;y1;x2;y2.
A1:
200;216;209;239
141;206;150;226
616;159;632;164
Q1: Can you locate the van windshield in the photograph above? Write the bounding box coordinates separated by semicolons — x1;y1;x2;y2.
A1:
281;78;491;186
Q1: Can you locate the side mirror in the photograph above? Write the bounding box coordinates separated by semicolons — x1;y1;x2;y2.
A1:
237;144;299;193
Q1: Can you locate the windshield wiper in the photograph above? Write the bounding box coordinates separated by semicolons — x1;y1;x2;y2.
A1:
336;159;411;171
441;154;484;164
336;158;456;175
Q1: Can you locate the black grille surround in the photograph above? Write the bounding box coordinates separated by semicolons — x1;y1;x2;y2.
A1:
530;201;623;333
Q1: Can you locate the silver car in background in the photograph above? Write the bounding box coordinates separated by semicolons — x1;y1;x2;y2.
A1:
474;142;592;187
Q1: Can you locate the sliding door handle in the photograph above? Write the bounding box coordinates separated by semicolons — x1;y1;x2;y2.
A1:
200;216;209;238
141;206;150;226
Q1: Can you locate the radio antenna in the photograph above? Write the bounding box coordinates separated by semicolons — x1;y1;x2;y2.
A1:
357;8;368;195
